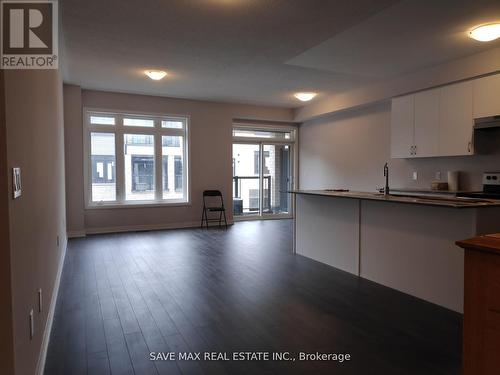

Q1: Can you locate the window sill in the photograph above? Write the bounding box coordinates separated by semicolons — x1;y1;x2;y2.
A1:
86;200;191;210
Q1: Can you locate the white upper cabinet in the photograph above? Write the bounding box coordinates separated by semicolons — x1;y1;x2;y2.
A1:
439;81;473;156
414;89;439;157
473;74;500;118
390;95;414;158
391;80;475;159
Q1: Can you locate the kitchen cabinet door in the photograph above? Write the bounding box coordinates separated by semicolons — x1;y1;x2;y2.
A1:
414;89;439;157
391;95;414;158
439;81;474;156
473;74;500;118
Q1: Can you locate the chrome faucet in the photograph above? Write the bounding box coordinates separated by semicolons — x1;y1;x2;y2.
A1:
383;162;390;195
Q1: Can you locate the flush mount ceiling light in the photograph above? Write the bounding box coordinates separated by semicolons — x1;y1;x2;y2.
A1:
145;70;167;80
294;92;317;102
469;23;500;42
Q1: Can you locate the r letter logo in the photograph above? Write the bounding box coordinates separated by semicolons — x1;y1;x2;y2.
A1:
1;1;58;69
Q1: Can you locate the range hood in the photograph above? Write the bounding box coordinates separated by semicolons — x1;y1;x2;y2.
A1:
474;115;500;130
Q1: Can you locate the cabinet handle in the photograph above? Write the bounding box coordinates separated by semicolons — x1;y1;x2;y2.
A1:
468;141;471;153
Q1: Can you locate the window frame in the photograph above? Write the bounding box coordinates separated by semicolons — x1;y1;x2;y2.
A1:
84;108;190;209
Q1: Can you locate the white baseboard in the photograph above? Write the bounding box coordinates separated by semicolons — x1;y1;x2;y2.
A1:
67;229;86;238
35;239;67;375
84;220;234;235
234;214;293;222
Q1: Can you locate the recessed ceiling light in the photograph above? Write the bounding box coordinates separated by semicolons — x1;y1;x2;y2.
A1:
469;23;500;42
145;70;167;80
294;92;317;102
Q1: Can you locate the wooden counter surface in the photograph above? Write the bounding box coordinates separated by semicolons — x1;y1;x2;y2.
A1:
457;232;500;375
456;233;500;254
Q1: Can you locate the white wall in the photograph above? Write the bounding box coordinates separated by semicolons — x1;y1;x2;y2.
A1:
64;87;294;234
299;102;500;192
4;69;67;375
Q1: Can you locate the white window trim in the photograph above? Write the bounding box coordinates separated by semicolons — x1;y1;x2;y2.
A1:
83;107;191;209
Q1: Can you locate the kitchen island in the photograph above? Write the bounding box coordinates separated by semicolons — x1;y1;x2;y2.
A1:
291;190;500;312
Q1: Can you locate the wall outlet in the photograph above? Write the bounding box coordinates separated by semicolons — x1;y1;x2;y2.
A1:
29;309;34;339
435;171;442;180
38;289;43;313
412;171;418;181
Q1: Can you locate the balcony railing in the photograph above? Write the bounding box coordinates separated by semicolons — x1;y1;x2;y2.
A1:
232;175;271;214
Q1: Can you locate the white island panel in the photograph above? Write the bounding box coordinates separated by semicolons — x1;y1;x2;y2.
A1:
296;194;360;275
359;200;476;313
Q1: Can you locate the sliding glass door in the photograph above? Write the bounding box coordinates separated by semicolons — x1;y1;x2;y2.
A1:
232;143;261;217
262;144;292;215
232;140;294;219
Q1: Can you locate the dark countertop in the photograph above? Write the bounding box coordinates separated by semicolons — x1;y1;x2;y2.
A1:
390;188;480;195
289;190;500;208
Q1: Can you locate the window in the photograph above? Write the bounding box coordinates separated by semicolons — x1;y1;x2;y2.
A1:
124;134;155;201
90;115;115;125
86;110;189;206
124;117;154;127
90;132;116;202
254;150;269;175
174;156;183;192
162;136;180;147
162;136;184;199
162;120;183;129
232;128;293;140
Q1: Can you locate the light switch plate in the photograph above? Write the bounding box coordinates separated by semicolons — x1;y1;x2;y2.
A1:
12;167;22;198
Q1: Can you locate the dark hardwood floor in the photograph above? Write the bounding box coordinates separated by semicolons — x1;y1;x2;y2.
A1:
44;219;462;375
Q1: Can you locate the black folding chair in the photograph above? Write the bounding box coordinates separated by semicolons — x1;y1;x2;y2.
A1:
200;190;228;229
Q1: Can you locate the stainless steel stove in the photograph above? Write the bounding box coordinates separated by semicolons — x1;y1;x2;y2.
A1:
458;172;500;199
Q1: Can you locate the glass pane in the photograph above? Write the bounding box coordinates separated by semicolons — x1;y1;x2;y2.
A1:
90;115;115;125
124;134;155;200
263;144;291;215
124;117;154;127
90;133;116;202
232;144;260;216
162;120;184;129
233;128;292;140
162;136;184;199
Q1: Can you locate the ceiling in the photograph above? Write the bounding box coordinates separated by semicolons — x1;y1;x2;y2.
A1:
288;0;500;79
61;0;500;108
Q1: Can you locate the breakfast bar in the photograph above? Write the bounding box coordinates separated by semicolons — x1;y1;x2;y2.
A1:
291;190;500;312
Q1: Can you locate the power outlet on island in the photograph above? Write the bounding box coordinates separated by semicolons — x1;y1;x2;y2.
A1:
412;171;418;181
435;171;441;180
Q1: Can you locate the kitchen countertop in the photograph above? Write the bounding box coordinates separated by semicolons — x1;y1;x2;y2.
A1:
390;188;480;195
289;189;500;208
